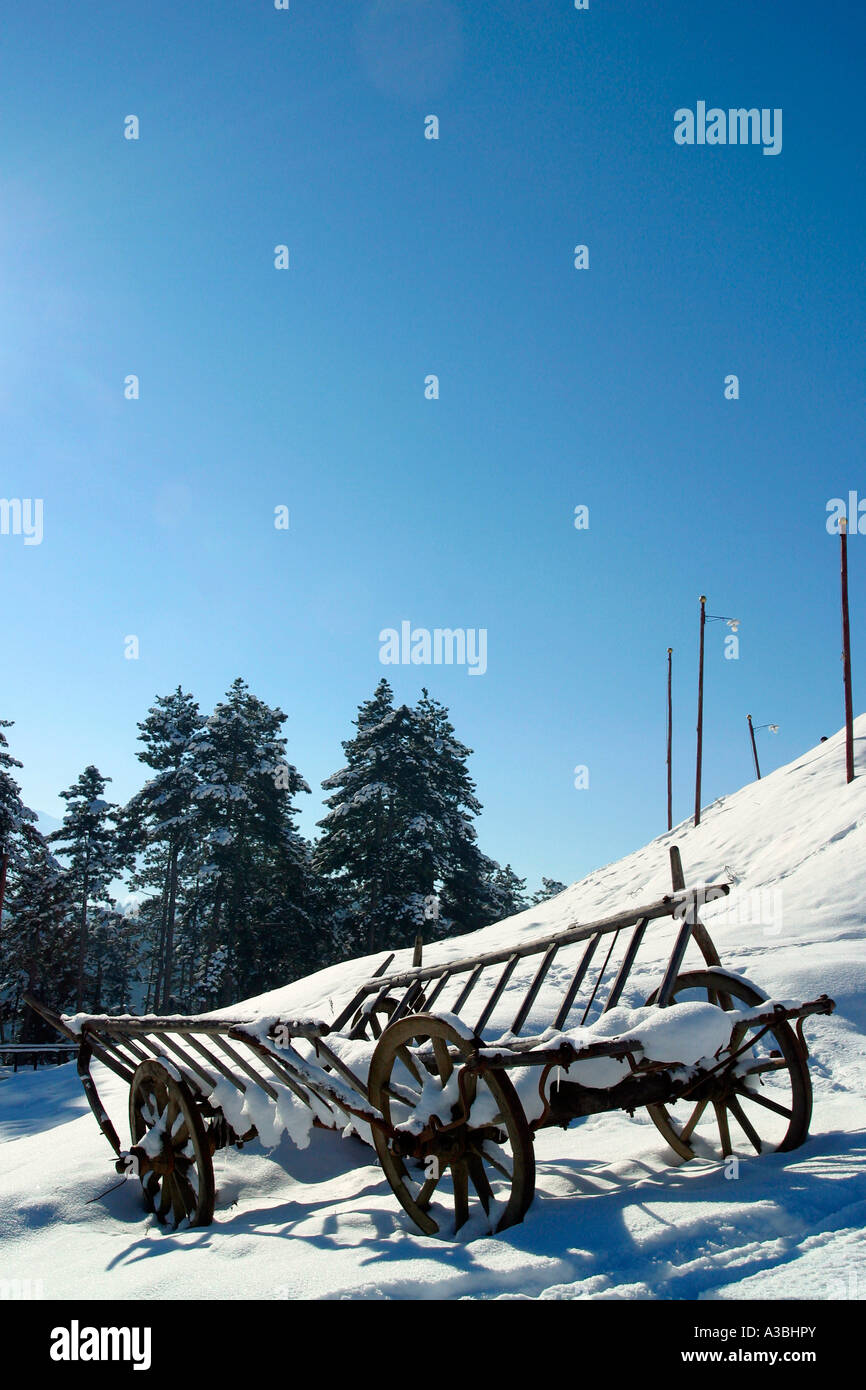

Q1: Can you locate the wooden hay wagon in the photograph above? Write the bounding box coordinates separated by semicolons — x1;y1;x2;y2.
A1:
24;849;834;1238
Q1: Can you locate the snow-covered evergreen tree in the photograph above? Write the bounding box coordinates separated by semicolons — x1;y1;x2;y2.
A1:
315;683;502;953
47;766;120;1011
487;863;530;918
87;903;141;1015
0;839;78;1040
188;679;314;1003
0;719;40;870
415;690;503;937
120;688;204;1010
315;682;416;953
0;722;71;1038
532;877;568;904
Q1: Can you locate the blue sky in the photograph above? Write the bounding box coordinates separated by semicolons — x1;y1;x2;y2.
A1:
2;0;864;889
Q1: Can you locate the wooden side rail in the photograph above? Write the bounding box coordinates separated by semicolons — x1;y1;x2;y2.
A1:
349;884;728;1001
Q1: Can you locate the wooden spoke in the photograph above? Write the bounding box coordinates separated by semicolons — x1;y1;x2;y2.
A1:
432;1036;453;1086
460;1069;477;1121
468;1153;493;1215
381;1079;420;1108
480;1145;513;1181
740;1058;788;1077
394;1046;425;1089
733;1085;792;1120
727;1095;763;1154
452;1160;470;1232
128;1059;215;1230
714;1102;733;1158
173;1165;200;1214
680;1098;708;1143
170;1175;188;1227
645;970;812;1163
157;1174;173;1219
416;1170;443;1209
368;1013;535;1237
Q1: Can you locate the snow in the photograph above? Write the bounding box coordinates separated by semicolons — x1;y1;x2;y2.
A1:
565;1000;737;1067
1;719;865;1300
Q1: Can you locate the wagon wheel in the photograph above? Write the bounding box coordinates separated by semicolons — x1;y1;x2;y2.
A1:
368;1013;535;1237
644;969;812;1162
128;1059;215;1229
350;995;401;1040
350;986;428;1040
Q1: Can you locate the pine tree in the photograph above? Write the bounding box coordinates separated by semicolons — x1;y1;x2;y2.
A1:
0;839;78;1041
487;863;530;918
532;878;568;905
314;680;398;954
120;688;204;1010
0;720;40;873
315;682;424;954
315;683;502;954
48;766;120;1012
87;904;141;1015
415;690;502;937
0;722;65;1039
188;679;313;1003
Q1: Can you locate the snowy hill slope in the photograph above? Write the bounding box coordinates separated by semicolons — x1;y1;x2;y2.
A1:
1;720;865;1301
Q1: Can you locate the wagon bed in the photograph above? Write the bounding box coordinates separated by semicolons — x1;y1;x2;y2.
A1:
24;848;834;1237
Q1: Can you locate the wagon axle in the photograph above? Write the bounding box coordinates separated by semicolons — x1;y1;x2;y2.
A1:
391;1118;508;1164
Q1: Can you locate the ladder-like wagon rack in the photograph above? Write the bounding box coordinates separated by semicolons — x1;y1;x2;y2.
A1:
23;848;835;1238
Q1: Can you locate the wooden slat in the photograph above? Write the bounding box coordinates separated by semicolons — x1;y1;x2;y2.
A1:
106;1029;154;1066
603;919;648;1013
579;930;621;1026
330;953;396;1032
510;943;559;1035
92;1013;330;1039
229;1026;378;1124
313;1038;371;1103
222;1035;314;1109
670;845;722;968
150;1031;216;1091
386;980;426;1028
451;964;484;1015
347;984;393;1040
210;1035;280;1101
424;970;452;1011
656;918;694;1007
350;890;720;999
471;1036;643;1070
474;955;519;1036
82;1028;144;1077
552;934;601;1031
184;1035;247;1093
80;1034;135;1084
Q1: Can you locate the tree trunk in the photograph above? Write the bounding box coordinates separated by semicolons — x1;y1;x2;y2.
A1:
151;879;169;1014
0;848;7;1043
161;839;180;1010
75;851;91;1013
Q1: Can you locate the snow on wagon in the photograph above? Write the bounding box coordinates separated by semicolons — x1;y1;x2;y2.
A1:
25;849;834;1237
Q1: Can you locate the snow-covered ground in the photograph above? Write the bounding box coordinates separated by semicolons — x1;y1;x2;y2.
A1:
2;721;865;1300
